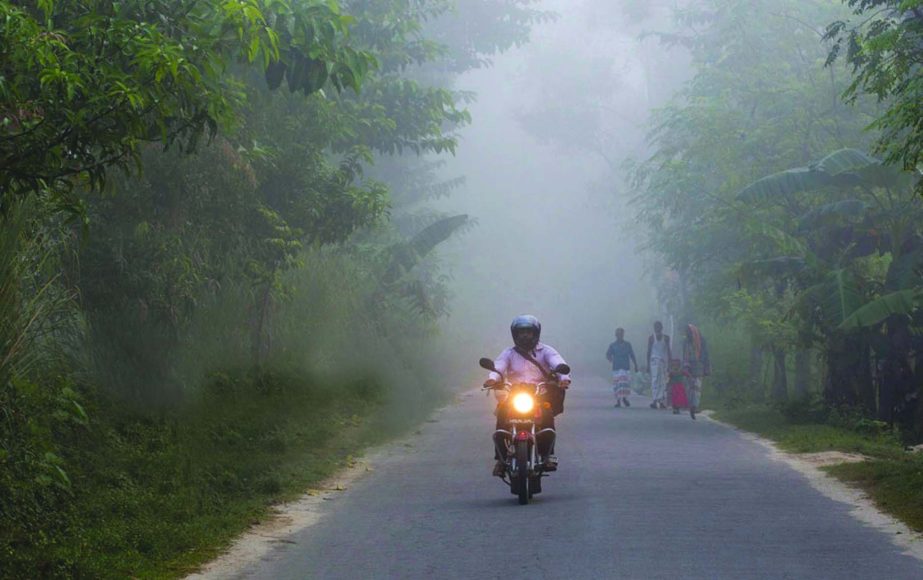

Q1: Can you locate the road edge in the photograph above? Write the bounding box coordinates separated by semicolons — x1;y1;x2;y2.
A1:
702;411;923;563
184;390;475;579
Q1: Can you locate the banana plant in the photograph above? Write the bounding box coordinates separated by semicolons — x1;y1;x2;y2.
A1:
383;214;469;284
737;148;922;413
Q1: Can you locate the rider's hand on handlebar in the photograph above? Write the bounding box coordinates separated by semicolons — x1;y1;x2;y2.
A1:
483;379;498;389
559;379;571;389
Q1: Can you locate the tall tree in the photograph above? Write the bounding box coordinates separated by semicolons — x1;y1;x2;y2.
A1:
826;0;923;184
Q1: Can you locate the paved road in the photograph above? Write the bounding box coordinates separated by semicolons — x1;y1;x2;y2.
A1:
237;381;923;579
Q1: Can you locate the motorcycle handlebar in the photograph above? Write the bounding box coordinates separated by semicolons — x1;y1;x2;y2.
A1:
482;380;558;391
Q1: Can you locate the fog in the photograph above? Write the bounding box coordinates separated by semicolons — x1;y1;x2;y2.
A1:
438;0;689;376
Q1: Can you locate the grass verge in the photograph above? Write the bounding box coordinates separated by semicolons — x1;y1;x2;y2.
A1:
2;370;437;579
827;457;923;532
711;404;905;458
710;403;923;533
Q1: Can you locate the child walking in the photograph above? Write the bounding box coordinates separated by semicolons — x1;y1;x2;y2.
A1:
668;359;689;416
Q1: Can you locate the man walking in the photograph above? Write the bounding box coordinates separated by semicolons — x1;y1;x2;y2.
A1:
646;321;672;409
606;328;638;407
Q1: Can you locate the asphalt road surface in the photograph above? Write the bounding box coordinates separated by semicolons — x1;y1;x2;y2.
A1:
235;381;923;579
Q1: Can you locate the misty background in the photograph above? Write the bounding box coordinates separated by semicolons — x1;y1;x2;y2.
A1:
438;0;687;376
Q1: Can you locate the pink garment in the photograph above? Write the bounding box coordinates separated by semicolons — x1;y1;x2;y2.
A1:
487;343;572;384
670;381;689;408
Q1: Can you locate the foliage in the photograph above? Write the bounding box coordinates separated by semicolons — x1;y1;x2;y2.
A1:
628;1;923;424
711;403;904;458
2;371;383;578
825;1;923;180
827;455;923;533
0;1;543;574
0;0;373;203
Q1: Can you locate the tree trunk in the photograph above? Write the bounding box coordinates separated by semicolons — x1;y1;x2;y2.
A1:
794;348;810;399
771;346;788;403
880;316;915;427
250;282;273;368
824;332;872;411
748;345;765;395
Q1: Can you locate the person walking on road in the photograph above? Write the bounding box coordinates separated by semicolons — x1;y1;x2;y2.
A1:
606;328;638;408
646;321;671;409
667;358;689;414
682;324;710;420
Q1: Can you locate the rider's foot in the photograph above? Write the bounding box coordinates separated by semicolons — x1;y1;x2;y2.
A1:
492;460;506;477
690;406;697;420
543;455;558;471
623;398;631;407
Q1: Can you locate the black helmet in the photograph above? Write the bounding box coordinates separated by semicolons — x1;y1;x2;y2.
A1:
510;315;541;351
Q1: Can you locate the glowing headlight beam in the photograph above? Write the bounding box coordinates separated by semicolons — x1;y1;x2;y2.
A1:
512;393;535;414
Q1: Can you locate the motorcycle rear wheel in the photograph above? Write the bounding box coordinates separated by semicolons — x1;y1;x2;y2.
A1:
515;441;530;505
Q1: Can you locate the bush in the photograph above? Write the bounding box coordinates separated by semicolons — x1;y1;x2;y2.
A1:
1;368;388;578
777;394;830;424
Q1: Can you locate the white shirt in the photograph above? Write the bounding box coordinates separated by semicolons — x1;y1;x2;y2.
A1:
650;334;669;361
487;343;572;384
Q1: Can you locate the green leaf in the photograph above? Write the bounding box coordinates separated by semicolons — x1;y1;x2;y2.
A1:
839;289;921;329
384;215;469;284
801;269;864;327
737;168;832;202
798;199;867;231
815;148;880;175
739;256;807;282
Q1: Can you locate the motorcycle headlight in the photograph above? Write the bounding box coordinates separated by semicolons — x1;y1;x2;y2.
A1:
512;392;535;414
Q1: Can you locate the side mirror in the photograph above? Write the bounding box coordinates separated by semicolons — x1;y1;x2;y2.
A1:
554;363;571;375
479;357;497;372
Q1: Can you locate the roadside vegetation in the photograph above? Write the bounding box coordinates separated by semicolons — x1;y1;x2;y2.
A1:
0;1;546;577
616;0;923;535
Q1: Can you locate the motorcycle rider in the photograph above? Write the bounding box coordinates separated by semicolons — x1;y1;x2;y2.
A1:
484;315;572;477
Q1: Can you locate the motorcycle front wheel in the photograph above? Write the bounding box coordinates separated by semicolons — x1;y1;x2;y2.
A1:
515;440;530;505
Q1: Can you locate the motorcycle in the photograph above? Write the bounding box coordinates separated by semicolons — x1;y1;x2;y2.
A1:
479;357;570;505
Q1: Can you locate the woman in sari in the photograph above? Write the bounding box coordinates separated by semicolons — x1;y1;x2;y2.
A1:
681;324;710;420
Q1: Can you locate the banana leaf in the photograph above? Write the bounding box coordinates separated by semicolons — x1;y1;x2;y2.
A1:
384;214;469;284
885;247;923;291
737;149;908;203
814;148;880;175
799;269;864;327
797;199;867;231
737;168;832;202
839;289;921;330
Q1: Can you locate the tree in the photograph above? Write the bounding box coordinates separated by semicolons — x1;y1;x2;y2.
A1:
826;1;923;184
628;0;877;402
735;148;923;418
0;0;372;204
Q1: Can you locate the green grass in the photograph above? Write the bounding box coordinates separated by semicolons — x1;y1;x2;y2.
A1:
1;370;418;579
710;402;923;532
827;457;923;532
711;404;905;459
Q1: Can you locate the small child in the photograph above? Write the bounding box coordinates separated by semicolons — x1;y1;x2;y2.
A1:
668;359;689;415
